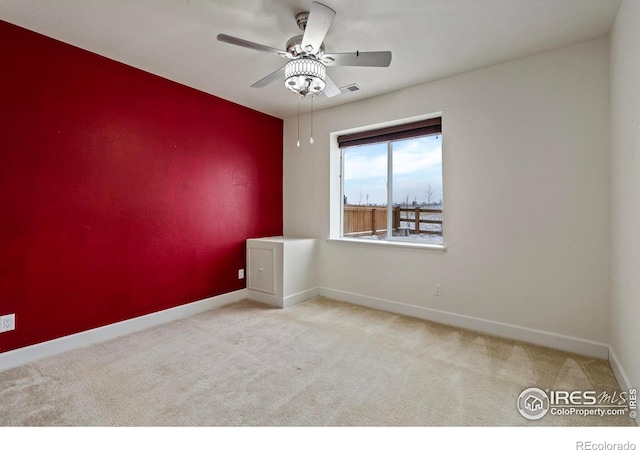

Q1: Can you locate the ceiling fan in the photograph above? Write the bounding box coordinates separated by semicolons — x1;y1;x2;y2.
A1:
217;1;392;99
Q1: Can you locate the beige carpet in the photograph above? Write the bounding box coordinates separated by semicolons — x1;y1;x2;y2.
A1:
0;297;634;426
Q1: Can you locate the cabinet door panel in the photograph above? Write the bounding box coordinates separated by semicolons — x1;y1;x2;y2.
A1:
248;247;275;294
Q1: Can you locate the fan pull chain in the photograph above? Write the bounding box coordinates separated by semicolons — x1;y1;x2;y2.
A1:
310;96;314;145
296;96;300;148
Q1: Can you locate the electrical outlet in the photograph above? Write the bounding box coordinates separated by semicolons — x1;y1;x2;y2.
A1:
433;283;442;296
238;269;245;279
0;314;15;332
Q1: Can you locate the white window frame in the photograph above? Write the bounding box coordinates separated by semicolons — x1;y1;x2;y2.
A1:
330;113;445;252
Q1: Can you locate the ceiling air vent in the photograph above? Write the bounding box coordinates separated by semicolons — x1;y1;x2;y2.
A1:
340;83;361;94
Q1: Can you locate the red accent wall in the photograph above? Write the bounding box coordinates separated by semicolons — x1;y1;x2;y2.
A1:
0;20;283;353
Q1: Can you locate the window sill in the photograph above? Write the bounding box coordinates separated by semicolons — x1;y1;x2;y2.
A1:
327;237;446;253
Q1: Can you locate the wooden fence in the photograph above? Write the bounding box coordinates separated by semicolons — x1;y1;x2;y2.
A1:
343;206;443;237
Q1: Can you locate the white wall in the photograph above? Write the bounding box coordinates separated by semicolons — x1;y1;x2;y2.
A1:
284;38;611;352
610;0;640;394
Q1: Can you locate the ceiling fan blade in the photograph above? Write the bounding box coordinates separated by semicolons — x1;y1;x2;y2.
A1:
301;2;336;54
251;67;285;88
217;34;290;58
323;74;341;98
322;51;392;67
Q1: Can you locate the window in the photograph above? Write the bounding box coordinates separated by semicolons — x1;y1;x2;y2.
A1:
339;117;443;245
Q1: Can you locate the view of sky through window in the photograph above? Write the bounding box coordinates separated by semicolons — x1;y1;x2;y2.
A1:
343;135;442;207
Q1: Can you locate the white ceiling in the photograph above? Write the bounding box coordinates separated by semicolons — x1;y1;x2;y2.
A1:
0;0;622;119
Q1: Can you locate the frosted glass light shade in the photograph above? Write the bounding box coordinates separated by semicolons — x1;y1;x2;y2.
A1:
284;58;326;97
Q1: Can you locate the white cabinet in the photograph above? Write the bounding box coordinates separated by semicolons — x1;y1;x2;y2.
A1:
246;237;318;308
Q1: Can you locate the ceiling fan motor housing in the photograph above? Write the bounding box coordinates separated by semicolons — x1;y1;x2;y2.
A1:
286;35;324;58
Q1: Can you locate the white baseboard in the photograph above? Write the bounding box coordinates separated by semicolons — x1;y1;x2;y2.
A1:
247;289;281;308
609;348;633;393
319;287;609;359
247;287;319;309
284;287;320;308
609;348;639;426
0;289;247;372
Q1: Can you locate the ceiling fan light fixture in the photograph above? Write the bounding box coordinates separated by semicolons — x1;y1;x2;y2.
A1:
284;58;326;97
218;1;392;102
